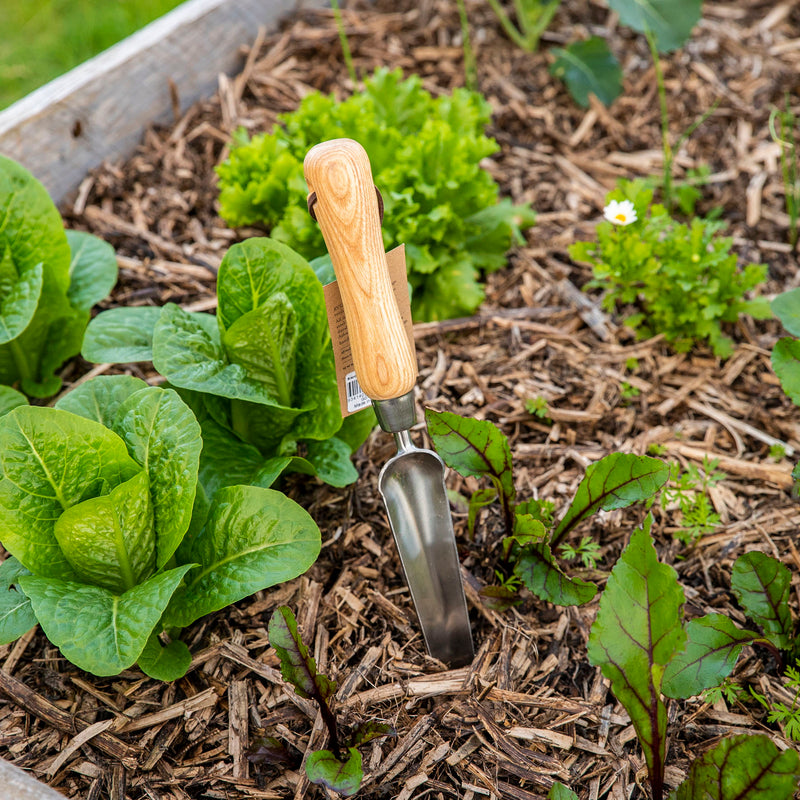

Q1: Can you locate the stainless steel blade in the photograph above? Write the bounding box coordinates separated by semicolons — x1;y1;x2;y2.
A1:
379;429;474;667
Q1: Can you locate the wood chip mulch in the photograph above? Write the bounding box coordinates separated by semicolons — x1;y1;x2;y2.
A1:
2;1;800;798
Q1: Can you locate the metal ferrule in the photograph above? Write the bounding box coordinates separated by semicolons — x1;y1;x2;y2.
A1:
372;391;416;433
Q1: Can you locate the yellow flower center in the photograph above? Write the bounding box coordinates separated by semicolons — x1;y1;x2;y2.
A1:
615;213;627;222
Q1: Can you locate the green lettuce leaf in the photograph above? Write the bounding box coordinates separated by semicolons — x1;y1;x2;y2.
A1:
215;69;534;323
284;344;341;444
20;565;193;676
53;470;155;594
335;407;376;452
138;633;192;682
26;303;89;398
305;438;359;488
0;556;37;645
217;237;340;444
252;457;304;487
166;485;321;628
222;294;298;407
153;303;273;402
188;399;317;497
65;230;118;312
0;385;27;417
0;252;43;345
216;237;325;334
194;411;271;498
82;306;163;364
0;156;69;300
0;156;114;397
111;386;202;567
84;237;359;489
55;374;149;426
0;406;140;578
464;200;536;273
411;257;484;322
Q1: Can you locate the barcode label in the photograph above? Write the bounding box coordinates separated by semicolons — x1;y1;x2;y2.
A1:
345;371;372;413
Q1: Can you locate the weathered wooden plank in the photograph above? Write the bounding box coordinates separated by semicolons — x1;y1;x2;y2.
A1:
0;760;67;800
0;0;324;205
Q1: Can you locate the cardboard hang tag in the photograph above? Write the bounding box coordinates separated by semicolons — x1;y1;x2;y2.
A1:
323;244;416;417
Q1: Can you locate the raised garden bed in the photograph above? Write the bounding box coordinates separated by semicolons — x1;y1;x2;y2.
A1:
1;1;800;799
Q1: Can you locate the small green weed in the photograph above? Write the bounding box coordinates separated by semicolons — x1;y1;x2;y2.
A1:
664;458;726;545
625;357;640;371
770;443;788;461
485;0;561;52
646;31;720;215
620;381;640;400
525;395;550;419
672;165;724;218
329;0;357;86
701;677;746;707
750;664;800;742
558;535;602;569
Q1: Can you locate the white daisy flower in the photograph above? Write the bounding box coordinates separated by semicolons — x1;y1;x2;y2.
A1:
603;199;637;226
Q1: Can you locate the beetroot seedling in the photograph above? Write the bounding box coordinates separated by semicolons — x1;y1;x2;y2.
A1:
264;606;394;796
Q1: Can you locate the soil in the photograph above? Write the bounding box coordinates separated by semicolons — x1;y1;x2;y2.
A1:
2;1;800;798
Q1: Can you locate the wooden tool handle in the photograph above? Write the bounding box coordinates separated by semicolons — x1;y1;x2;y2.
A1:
304;139;417;401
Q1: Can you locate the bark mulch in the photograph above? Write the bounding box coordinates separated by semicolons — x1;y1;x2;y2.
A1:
2;1;800;798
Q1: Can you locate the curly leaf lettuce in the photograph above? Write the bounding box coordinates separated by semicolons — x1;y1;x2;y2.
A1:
215;68;534;321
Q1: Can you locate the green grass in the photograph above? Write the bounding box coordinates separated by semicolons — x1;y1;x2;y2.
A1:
0;0;186;110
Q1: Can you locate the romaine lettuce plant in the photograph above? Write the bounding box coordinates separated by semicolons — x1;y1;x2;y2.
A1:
0;155;118;397
0;376;320;679
215;68;534;321
82;237;374;498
